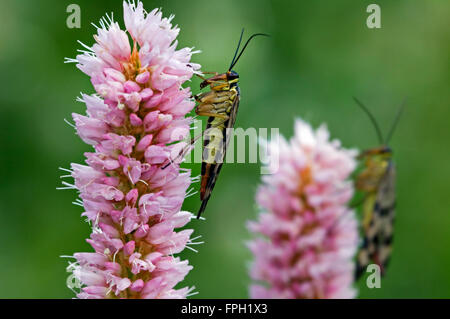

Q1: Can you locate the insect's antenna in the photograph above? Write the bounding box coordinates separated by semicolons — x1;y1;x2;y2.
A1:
353;97;384;144
385;98;406;144
229;33;269;70
228;28;245;71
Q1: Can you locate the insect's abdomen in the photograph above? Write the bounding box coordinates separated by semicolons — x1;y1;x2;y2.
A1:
203;117;227;164
200;117;228;200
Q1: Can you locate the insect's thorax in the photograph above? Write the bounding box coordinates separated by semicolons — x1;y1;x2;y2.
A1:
356;151;392;193
199;70;239;91
196;80;239;118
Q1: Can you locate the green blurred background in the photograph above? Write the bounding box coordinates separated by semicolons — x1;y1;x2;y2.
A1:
0;0;449;298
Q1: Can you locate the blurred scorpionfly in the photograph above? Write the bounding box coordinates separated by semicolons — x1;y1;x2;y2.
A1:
353;97;405;279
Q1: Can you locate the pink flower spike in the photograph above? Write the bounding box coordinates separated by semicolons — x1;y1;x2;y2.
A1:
63;0;200;299
247;119;359;299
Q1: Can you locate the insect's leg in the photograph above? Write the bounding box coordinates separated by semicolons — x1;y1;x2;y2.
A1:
194;91;213;102
195;74;209;82
160;136;200;170
199;73;228;89
194;72;220;83
209;83;230;91
200;71;219;75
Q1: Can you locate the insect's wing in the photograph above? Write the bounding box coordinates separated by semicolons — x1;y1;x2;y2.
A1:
197;94;240;218
227;89;240;133
355;194;376;279
373;161;396;273
355;161;396;279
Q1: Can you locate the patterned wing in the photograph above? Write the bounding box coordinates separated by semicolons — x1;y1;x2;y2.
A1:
197;93;240;218
356;161;396;279
226;88;240;135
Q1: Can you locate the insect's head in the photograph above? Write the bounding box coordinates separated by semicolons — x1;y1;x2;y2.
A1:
227;70;239;81
358;145;392;160
227;29;269;72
